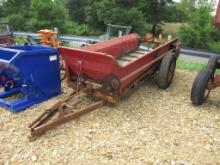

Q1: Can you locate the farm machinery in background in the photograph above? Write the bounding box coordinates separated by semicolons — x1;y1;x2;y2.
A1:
38;29;60;47
0;29;62;112
191;0;220;105
99;24;132;40
0;22;14;46
0;46;61;112
29;33;180;140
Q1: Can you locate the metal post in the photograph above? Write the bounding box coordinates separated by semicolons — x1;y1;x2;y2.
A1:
54;27;60;42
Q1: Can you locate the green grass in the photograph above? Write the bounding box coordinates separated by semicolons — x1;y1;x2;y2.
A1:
176;59;206;71
177;59;220;74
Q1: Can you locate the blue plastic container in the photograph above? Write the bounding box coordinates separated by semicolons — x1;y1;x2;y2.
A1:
0;45;61;112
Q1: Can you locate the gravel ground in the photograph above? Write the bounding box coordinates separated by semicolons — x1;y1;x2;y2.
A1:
0;69;220;165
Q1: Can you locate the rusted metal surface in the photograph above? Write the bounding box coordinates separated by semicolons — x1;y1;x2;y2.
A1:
213;75;220;87
0;33;13;46
29;88;104;141
209;75;220;89
29;101;104;141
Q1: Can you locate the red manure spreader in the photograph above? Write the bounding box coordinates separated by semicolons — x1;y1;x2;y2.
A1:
29;33;180;140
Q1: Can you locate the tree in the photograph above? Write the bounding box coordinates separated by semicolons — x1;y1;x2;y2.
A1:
180;0;195;18
27;0;71;33
179;1;215;48
0;6;3;19
66;0;89;24
65;0;178;36
1;0;91;35
1;0;178;36
82;0;147;36
164;0;195;22
143;0;173;35
2;0;30;30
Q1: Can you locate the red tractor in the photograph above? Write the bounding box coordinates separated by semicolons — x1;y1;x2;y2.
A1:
0;22;14;46
191;1;220;105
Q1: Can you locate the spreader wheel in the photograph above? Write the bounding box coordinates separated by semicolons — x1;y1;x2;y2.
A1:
191;69;213;105
158;53;176;89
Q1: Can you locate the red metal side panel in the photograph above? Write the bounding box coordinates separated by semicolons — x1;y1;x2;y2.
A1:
59;47;120;83
215;0;220;29
117;39;178;91
82;33;141;59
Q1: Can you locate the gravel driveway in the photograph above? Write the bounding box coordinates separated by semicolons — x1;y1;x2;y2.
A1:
0;69;220;165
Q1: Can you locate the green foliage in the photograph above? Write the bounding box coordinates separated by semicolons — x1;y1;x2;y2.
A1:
94;0;147;36
1;0;188;37
208;42;220;53
28;0;70;33
2;0;30;18
164;2;193;22
210;29;220;42
178;0;195;20
14;36;29;44
66;0;178;36
2;0;30;30
67;0;89;24
84;1;105;32
1;0;220;53
8;14;28;31
143;0;173;35
0;6;3;19
1;0;91;35
81;0;147;36
179;2;215;49
65;22;91;35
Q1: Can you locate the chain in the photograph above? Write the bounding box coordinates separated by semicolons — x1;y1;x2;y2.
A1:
76;60;82;93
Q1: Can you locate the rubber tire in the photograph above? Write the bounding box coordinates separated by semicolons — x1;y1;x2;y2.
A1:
207;55;219;72
191;69;213;106
158;53;176;89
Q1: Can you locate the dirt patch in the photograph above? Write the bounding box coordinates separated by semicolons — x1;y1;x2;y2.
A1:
0;69;220;165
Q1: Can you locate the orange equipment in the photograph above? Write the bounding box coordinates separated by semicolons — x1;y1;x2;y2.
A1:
38;29;59;47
